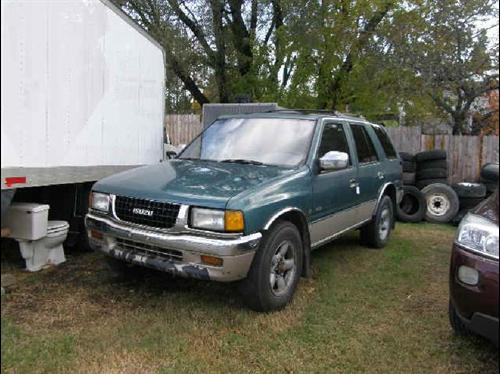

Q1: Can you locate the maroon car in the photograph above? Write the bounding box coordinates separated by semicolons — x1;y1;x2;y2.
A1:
449;189;499;346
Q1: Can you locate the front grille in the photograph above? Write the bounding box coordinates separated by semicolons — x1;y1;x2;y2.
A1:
116;238;183;262
114;195;180;229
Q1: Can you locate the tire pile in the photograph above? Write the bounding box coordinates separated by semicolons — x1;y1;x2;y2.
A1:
398;151;498;225
400;152;417;186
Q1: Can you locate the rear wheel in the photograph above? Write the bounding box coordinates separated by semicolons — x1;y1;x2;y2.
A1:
360;196;394;248
240;221;303;312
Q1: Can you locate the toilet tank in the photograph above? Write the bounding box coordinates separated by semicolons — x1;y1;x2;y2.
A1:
4;203;50;240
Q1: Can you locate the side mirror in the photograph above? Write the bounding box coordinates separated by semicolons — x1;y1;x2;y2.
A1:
319;151;349;171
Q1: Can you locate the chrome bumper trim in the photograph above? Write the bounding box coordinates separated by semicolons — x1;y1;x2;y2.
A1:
85;213;261;282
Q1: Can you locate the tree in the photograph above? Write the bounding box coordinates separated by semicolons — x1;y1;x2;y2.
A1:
389;0;499;134
112;0;289;105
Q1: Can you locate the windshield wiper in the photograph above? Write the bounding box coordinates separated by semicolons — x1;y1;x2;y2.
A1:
220;159;265;165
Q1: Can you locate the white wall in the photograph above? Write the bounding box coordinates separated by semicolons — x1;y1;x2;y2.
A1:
1;0;165;168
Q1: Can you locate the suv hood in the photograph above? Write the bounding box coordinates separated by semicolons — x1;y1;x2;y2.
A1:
93;159;294;208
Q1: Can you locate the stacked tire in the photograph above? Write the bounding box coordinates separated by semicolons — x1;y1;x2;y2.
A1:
480;163;499;195
415;150;449;190
399;152;416;186
396;186;426;223
450;183;488;226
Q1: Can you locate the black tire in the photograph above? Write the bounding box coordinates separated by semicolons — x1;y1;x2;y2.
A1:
415;150;447;162
452;183;487;199
403;172;416;185
480;163;499;182
480;178;498;194
396;186;426;223
459;197;485;210
421;183;460;223
417;159;448;171
449;300;469;336
416;178;449;190
360;196;394;248
416;168;448;180
402;161;416;173
240;221;303;312
451;209;470;226
399;152;414;162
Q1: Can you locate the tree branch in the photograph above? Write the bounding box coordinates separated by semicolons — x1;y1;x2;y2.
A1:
167;0;215;62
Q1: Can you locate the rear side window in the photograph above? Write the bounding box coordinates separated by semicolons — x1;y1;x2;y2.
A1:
373;126;397;159
317;123;351;165
350;124;379;164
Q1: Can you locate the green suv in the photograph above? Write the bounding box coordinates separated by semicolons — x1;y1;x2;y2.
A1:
85;111;403;311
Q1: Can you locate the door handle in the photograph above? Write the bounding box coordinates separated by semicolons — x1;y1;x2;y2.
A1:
377;172;385;180
349;178;357;188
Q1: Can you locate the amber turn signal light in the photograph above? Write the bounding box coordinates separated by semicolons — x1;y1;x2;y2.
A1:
224;210;244;232
90;229;103;240
201;255;223;267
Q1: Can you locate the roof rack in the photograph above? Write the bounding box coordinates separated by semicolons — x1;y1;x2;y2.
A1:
265;108;366;120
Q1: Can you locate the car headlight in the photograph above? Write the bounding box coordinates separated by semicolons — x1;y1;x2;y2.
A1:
90;192;110;212
456;213;499;260
190;208;244;232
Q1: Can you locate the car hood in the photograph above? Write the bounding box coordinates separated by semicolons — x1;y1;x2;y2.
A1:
93;159;295;208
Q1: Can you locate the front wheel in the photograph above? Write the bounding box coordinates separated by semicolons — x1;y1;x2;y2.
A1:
239;221;303;312
360;195;394;248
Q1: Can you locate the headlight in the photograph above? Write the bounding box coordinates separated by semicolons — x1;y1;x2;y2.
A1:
456;213;499;260
90;192;110;212
190;208;244;232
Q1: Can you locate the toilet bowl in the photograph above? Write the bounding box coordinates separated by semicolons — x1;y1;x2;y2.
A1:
17;221;69;272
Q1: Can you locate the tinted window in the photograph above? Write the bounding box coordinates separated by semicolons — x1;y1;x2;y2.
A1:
373;126;397;159
317;123;351;165
350;124;379;164
179;117;315;167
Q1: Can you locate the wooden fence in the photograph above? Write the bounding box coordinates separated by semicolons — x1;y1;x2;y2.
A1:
165;115;499;183
385;127;499;183
164;114;202;146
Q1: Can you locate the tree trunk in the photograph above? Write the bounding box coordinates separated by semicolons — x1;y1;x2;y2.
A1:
452;112;467;135
210;0;229;102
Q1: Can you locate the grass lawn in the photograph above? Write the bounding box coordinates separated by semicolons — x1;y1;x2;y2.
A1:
1;223;498;373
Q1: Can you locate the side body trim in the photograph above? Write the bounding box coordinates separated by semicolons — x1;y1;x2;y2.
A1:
309;200;376;248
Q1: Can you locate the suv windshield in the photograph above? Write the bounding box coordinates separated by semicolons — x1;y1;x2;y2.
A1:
178;117;315;167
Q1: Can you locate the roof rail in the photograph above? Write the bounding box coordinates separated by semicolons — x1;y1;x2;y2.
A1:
265;108;366;120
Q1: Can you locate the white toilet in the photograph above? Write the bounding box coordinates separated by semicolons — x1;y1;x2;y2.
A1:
4;203;68;272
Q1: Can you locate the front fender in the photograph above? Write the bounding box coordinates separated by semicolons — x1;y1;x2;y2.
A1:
226;168;312;235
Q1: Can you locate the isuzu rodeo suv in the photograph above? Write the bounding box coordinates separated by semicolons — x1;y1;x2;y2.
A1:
85;110;403;311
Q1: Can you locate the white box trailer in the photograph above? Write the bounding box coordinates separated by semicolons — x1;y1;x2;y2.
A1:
1;0;165;246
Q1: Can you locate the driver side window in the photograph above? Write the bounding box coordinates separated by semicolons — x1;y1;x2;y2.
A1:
317;123;351;165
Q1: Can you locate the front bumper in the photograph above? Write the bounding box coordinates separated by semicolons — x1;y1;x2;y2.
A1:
455;308;499;346
85;213;261;282
450;243;499;345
